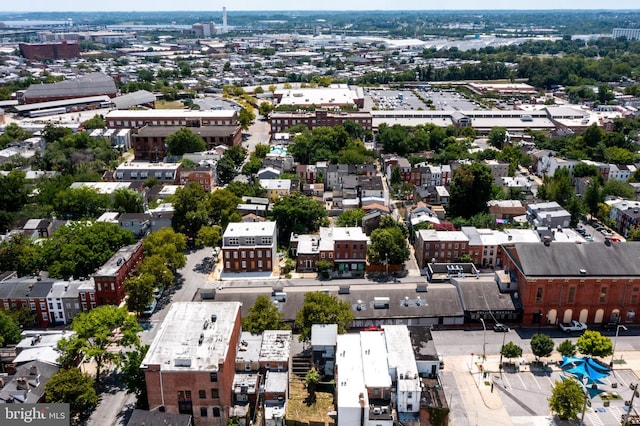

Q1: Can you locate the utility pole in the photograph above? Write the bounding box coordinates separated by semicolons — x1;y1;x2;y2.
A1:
623;384;638;426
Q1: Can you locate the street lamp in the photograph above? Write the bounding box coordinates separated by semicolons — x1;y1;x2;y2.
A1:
611;324;628;368
385;253;389;278
479;318;486;364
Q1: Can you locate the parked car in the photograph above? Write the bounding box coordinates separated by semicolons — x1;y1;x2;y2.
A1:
602;321;622;331
142;299;157;316
559;320;588;332
493;323;510;332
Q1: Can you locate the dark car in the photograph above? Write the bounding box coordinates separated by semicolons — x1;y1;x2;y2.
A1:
602;322;621;331
493;323;510;332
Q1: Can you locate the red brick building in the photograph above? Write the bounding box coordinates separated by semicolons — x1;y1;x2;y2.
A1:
142;302;242;425
106;110;238;129
131;125;241;161
269;109;372;134
180;167;216;192
0;278;54;328
92;241;144;306
414;230;469;268
501;242;640;327
19;41;80;60
222;222;277;274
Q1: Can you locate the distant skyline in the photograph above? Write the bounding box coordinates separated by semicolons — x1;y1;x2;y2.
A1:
0;1;638;13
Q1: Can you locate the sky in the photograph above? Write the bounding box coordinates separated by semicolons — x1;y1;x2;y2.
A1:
0;1;638;12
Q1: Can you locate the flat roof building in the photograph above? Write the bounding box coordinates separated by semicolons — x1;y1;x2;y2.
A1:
141;302;242;426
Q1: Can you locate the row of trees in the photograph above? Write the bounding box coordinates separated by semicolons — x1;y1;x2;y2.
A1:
125;228;187;316
0;221;134;279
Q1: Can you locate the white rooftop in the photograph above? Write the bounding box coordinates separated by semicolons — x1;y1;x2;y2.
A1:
141;302;240;372
360;331;392;389
337;334;367;409
311;324;338;347
107;109;236;118
224;221;276;238
259;330;291;363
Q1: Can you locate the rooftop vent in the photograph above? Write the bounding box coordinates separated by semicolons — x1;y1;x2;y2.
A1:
579;269;587;275
211;314;217;323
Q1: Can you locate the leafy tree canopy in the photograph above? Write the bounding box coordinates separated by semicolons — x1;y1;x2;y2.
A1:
448;162;493;218
295;292;354;342
576;330;613;358
166;127;206;156
548;378;585;421
45;368;98;419
40;221;134;279
242;295;290;334
271;194;328;243
530;333;555;360
0;310;22;347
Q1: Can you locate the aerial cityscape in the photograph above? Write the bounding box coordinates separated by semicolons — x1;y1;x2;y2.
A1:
2;5;640;426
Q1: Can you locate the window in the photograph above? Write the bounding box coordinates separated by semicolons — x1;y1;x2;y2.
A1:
258;260;263;268
241;251;246;258
229;238;239;245
233;252;238;259
225;261;230;269
266;251;271;258
262;237;272;245
225;251;230;259
632;295;638;304
536;287;543;303
178;390;192;401
600;287;608;303
199;390;206;399
245;237;255;245
568;287;576;304
211;388;219;398
49;302;54;310
200;407;207;417
242;261;246;269
250;251;254;258
212;407;221;417
408;392;413;399
210;372;218;382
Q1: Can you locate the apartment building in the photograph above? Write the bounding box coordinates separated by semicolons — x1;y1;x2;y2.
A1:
142;302;242;426
414;230;469;268
92;241;144;306
269;109;372;134
106;109;238;129
221;221;277;274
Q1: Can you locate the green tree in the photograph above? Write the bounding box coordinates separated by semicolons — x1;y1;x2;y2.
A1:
557;339;577;357
0;170;28;213
196;225;222;248
225;145;248;167
216;156;238;185
59;305;141;382
448;163;493;218
488;127;508;149
125;273;156;316
120;344;149;409
208;188;241;228
335;209;365;227
258;101;274;118
0;310;22;346
457;253;474;263
500;341;523;364
166;127;206;156
576;330;613;358
252;143;270;159
143;228;187;272
368;226;410;265
627;225;640;241
52;186;110;220
242;295;289;334
39;221;134;279
138;254;174;290
171;182;211;240
530;333;555;361
603;179;635;199
241;157;263;176
113;188;144;214
0;234;39;277
583;178;603;218
271;194;328;243
82;114;106;129
238;107;256;131
390;166;402;186
45;368;98;419
548;378;585;421
295;292;354;342
305;367;320;401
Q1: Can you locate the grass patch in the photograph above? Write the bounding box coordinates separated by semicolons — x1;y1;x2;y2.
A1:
286;377;335;423
155;100;185;109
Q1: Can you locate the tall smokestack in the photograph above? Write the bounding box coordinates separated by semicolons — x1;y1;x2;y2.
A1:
222;7;227;31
